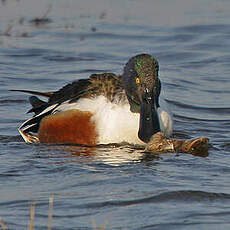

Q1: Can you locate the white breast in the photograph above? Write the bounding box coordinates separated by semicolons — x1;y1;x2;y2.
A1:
55;96;143;145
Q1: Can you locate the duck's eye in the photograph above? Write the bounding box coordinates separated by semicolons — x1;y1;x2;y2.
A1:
136;77;140;84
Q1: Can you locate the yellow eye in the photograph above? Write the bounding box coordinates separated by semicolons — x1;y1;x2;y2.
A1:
136;77;140;84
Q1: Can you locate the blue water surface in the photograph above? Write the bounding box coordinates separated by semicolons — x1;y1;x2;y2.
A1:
1;0;230;229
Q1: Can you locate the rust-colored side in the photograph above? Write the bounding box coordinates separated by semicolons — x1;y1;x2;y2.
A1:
38;109;97;145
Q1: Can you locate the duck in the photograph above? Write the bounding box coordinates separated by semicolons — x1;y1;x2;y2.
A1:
13;54;173;146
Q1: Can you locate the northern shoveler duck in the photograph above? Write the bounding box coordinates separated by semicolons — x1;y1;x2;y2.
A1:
13;53;210;154
13;54;173;145
14;54;174;145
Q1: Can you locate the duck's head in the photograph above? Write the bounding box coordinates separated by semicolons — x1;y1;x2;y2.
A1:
122;54;161;143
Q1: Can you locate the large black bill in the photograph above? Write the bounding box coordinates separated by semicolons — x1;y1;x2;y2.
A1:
138;97;160;143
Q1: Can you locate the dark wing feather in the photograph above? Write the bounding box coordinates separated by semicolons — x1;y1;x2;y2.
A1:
48;79;91;104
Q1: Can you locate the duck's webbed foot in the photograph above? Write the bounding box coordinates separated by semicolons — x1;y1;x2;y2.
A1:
145;132;209;155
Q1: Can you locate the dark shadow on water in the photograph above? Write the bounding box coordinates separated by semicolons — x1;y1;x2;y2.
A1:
0;135;23;143
0;99;27;104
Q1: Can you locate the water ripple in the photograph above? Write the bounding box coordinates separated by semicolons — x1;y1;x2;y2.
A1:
1;1;230;229
74;190;230;209
0;99;27;104
167;99;230;114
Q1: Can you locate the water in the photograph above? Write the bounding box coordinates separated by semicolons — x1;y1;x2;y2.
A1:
1;0;230;229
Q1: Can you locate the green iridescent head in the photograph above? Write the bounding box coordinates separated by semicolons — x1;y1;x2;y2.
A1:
122;54;161;111
122;54;161;143
134;54;159;81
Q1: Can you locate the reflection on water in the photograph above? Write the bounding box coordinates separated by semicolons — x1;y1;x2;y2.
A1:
34;143;147;166
32;142;210;168
1;0;230;229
